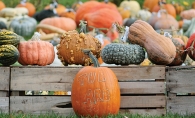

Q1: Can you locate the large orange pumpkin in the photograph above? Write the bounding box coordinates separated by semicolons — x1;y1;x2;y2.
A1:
75;1;118;25
0;1;5;11
16;1;36;17
71;49;120;117
39;17;76;34
83;8;123;33
18;32;55;66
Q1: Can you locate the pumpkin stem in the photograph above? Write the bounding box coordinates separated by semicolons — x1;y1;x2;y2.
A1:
79;20;88;33
82;49;100;67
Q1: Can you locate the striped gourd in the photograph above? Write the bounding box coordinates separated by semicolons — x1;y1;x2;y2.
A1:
0;29;20;47
0;45;19;66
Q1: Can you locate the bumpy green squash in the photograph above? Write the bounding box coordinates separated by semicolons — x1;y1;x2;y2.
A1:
0;29;20;47
101;43;145;65
0;44;20;66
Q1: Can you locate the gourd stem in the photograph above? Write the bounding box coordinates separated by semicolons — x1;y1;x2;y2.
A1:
79;20;88;33
82;49;100;67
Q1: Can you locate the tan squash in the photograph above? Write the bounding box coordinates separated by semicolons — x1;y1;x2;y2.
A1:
128;20;176;65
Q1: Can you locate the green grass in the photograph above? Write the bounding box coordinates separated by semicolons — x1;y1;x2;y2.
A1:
0;112;195;118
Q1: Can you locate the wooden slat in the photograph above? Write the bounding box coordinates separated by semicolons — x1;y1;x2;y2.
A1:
119;82;165;94
11;66;165;91
111;66;165;81
120;96;165;108
0;97;9;113
10;96;71;113
166;70;195;93
167;96;195;115
120;109;165;116
0;67;10;91
11;67;80;91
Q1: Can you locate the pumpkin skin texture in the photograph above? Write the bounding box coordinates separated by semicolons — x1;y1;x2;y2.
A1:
71;50;120;117
0;44;19;66
16;2;36;17
56;30;101;66
101;43;145;65
39;17;76;34
0;29;20;47
128;20;176;65
18;33;55;66
9;17;37;37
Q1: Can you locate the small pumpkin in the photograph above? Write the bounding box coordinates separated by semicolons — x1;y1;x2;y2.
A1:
180;9;195;20
0;44;20;66
0;21;7;29
184;18;195;38
56;21;101;66
33;9;58;22
39;17;76;34
173;3;184;15
0;1;5;11
119;0;141;17
0;29;20;47
101;43;145;65
128;20;176;65
71;49;120;117
44;1;66;15
152;1;176;18
9;17;37;37
118;7;131;20
136;9;151;22
18;32;55;66
143;0;159;12
59;8;76;20
16;0;36;17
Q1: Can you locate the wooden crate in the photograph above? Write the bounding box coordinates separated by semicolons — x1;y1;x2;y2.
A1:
0;67;10;113
166;66;195;115
10;66;166;116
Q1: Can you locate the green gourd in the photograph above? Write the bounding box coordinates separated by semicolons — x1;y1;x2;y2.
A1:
0;29;20;47
0;44;20;66
101;43;145;65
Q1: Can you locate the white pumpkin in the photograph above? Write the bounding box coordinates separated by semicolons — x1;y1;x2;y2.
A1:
15;7;29;16
119;0;140;17
136;9;151;22
0;8;17;17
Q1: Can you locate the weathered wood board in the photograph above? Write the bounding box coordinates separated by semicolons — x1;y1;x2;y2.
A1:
166;66;195;115
0;67;10;113
10;66;166;116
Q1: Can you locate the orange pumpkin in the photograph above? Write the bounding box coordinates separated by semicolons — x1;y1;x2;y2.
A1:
39;17;76;34
83;8;123;33
75;1;118;25
18;32;55;66
45;4;66;15
152;2;176;18
16;1;36;17
60;9;76;20
143;0;160;12
71;49;120;117
0;1;5;11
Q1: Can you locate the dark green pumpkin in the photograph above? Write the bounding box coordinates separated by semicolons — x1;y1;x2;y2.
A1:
0;44;20;66
0;21;7;29
101;43;145;65
0;29;20;47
